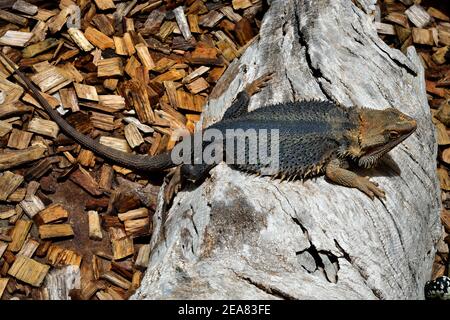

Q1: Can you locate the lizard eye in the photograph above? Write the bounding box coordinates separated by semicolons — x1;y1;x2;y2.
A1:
389;131;399;139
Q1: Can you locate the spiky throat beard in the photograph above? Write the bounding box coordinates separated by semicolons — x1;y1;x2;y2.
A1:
357;132;413;168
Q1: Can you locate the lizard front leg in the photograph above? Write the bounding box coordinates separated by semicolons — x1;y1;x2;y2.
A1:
325;159;386;200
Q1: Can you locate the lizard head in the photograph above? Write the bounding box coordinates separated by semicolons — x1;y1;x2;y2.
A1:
354;107;417;168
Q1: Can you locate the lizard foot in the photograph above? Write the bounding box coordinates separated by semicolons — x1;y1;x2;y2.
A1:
245;72;273;96
164;166;182;205
356;176;386;200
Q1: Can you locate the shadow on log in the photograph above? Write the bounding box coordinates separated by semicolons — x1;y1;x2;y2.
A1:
132;0;441;300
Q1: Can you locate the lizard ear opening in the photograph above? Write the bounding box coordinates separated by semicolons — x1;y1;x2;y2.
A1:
389;130;400;139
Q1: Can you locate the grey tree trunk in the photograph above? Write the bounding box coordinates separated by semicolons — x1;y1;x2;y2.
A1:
131;0;441;300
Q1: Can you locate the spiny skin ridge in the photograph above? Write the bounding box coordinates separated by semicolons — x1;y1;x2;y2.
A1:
210;100;359;179
222;99;352;124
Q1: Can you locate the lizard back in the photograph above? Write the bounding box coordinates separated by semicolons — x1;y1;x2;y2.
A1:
209;100;359;179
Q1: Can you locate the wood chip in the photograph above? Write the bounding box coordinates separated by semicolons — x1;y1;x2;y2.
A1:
98;57;124;77
164;80;180;109
77;149;96;167
92;14;115;36
0;8;28;25
100;271;131;290
69;167;102;196
0;242;7;258
88;211;103;240
405;4;431;28
385;12;409;28
135;244;151;270
113;36;128;56
8;255;50;287
232;0;253;10
124;123;144;149
177;90;202;112
23;38;60;58
0;209;17;220
220;6;243;23
0;171;24;201
103;78;119;91
174;6;192;40
428;7;450;22
99;136;131;153
18;239;39;258
412;28;434;45
19;194;45;218
118;208;148;221
123;32;136;55
153;69;186;83
27;118;59;138
37;204;69;224
68;27;94;51
98;95;126;111
39;224;74;239
111;236;134;260
135;43;155;70
0;121;12;138
0;31;34;47
438;25;450;46
199;10;224;28
123;117;155;134
375;22;396;35
7;188;26;203
30;65;72;94
46;245;82;267
124;218;150;237
90;111;114;131
59;87;79;112
85;27;115;50
0;278;8;298
157;21;176;41
186;77;209;94
8;219;33;252
188;14;201;33
13;0;38;16
7;129;33;150
0;145;47;171
74;83;99;101
94;0;116;10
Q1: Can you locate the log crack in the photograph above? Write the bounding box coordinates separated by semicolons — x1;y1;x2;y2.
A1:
233;272;296;300
293;1;334;102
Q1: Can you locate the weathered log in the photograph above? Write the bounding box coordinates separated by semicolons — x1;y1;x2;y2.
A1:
132;0;441;300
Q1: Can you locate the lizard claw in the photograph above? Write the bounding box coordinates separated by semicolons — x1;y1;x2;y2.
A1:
164;166;182;205
357;176;386;200
245;72;274;96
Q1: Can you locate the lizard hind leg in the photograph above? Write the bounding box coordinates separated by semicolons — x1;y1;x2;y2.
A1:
164;166;183;205
164;163;217;205
180;163;217;182
325;159;386;200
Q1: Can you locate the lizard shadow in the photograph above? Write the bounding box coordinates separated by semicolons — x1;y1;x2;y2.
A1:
351;154;402;178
